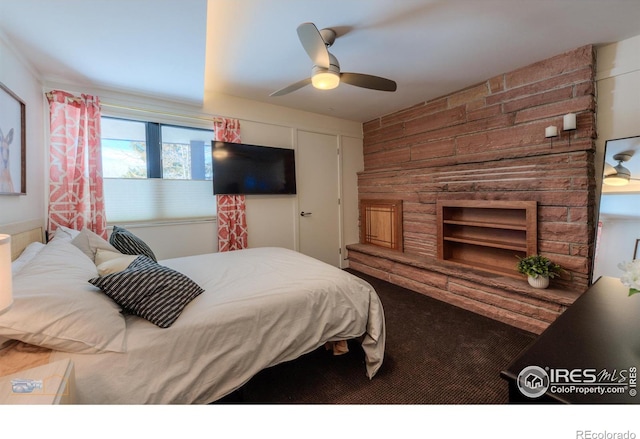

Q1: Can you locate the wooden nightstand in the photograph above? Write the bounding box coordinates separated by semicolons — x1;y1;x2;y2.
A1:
501;276;640;403
0;359;75;404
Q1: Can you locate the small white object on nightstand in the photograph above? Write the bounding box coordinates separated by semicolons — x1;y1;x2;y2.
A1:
0;359;75;404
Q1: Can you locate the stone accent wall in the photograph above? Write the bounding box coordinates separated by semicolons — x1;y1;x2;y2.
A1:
349;45;597;334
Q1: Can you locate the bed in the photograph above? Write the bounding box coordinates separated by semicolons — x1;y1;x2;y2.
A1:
0;223;385;404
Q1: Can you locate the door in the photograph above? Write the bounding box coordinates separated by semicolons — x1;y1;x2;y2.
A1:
297;130;340;267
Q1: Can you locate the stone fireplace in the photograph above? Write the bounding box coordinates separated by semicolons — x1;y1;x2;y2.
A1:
347;45;597;334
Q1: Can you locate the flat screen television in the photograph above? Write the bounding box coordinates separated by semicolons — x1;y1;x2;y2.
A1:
212;141;297;195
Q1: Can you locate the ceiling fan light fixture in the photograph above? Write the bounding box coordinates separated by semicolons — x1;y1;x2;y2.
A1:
271;23;396;96
603;174;630;186
311;68;340;90
603;161;632;186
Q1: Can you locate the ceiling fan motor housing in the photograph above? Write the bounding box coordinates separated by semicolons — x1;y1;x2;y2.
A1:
613;163;631;179
319;28;336;47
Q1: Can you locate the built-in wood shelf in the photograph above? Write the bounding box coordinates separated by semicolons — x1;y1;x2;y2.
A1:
437;200;537;279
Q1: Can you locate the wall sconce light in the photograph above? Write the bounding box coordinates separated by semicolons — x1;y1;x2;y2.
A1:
545;125;558;147
563;113;576;131
545;114;577;148
545;126;558;138
563;113;577;146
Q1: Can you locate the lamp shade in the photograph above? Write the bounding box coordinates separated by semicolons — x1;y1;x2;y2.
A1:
0;234;12;315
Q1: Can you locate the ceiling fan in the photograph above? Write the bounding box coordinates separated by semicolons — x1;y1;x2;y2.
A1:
603;151;640;186
270;22;397;97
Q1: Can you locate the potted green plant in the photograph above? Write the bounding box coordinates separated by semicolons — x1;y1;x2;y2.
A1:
516;255;562;289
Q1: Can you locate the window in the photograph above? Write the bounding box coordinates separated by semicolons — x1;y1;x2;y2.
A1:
161;125;212;180
102;118;212;180
102;118;147;178
101;117;216;223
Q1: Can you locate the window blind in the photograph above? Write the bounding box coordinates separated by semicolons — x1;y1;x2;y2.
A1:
104;178;215;223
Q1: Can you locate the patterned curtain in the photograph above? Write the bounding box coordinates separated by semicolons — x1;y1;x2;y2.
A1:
46;90;107;239
214;117;247;251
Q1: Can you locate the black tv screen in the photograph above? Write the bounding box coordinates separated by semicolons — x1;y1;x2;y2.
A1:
212;141;297;195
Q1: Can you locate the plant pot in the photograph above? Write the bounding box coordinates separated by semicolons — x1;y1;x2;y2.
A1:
528;275;549;289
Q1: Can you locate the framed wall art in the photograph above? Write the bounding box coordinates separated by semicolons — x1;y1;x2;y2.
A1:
0;82;26;195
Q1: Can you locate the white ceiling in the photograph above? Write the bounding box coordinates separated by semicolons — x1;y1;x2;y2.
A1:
1;0;640;123
0;0;208;104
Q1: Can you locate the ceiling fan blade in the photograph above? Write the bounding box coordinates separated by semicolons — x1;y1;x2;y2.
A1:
603;162;616;176
269;78;312;97
340;72;397;92
297;22;330;68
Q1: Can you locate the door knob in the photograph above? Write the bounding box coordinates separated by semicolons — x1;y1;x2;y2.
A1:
300;211;313;217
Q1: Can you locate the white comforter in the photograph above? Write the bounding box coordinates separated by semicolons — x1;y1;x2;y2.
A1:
51;247;385;403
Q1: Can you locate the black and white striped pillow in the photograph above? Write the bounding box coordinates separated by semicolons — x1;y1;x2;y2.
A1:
89;256;204;328
109;226;157;262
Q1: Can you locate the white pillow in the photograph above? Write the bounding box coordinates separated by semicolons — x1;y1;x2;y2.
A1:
11;241;45;275
0;239;127;353
96;251;138;276
71;228;119;261
94;249;126;265
51;225;81;242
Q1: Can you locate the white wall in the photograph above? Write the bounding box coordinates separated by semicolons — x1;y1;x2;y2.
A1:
0;31;45;230
595;34;640;188
112;220;217;260
594;34;640;278
71;91;364;261
208;95;364;264
593;217;640;280
104;91;364;260
596;34;640;148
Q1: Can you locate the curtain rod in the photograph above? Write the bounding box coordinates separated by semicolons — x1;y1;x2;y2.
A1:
100;102;214;123
99;98;360;138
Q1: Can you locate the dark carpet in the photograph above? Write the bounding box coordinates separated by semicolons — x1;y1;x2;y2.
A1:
222;269;537;404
